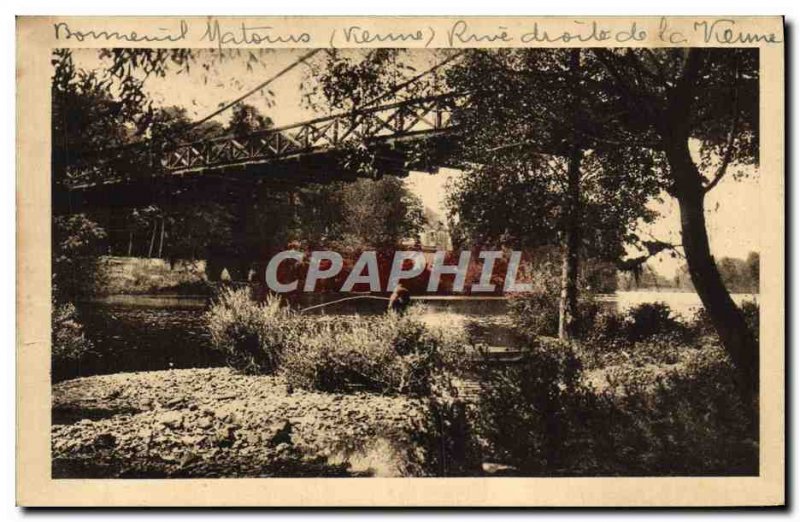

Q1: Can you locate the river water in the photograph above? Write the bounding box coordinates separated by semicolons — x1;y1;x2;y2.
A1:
71;290;757;379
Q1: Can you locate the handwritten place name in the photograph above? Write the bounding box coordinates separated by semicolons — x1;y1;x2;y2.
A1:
51;17;782;48
54;21;189;43
694;19;782;44
201;20;311;50
334;26;436;48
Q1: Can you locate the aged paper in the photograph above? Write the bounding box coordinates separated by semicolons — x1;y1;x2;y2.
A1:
17;16;784;506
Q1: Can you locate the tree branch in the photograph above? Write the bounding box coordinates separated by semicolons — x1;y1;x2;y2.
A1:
704;61;741;194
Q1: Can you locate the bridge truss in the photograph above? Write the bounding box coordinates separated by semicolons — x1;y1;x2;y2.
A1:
162;93;461;175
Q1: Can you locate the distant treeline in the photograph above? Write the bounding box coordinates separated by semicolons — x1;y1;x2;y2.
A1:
618;252;759;294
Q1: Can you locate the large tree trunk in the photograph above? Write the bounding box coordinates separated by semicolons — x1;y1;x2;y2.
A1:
663;49;759;407
558;49;582;341
558;145;581;340
667;139;759;406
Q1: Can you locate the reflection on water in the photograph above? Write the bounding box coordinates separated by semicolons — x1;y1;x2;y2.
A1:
74;301;222;378
73;290;757;378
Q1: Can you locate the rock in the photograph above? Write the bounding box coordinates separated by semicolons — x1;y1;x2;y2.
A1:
214;426;237;448
157;411;184;429
104;389;122;400
196;417;213;430
93;433;116;449
179;451;201;468
244;432;261;446
165;397;185;409
267;421;293;447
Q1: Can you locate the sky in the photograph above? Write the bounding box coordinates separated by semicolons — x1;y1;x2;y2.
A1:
71;49;761;279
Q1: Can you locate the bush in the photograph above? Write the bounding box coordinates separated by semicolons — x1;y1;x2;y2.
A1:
508;290;559;338
206;287;295;374
206;288;469;395
623;302;686;342
597;346;758;475
281;310;468;396
472;335;757;476
508;288;599;339
691;300;759;344
53;214;106;301
473;339;601;474
52;302;95;382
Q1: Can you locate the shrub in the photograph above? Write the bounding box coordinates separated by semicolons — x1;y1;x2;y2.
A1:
207;289;469;396
206;287;296;374
691;300;759;344
281;309;468;396
52;302;95;382
741;300;760;343
508;290;560;338
508;289;600;340
624;302;686;342
400;396;483;476
473;339;601;474
472;335;757;476
597;346;758;475
53;214;106;302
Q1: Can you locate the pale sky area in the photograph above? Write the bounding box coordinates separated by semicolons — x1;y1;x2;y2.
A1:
71;49;761;279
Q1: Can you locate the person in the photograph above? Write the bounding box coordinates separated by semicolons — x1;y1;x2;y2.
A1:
387;282;411;314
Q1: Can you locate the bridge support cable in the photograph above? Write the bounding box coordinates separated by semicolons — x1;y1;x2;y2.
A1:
355;50;467;111
176;48;323;143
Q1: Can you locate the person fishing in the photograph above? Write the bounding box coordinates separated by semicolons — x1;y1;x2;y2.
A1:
387;282;411;314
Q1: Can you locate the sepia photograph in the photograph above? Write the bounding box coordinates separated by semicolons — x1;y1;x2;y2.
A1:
15;15;785;507
49;44;763;479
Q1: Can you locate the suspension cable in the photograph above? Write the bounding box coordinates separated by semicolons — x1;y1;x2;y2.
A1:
177;48;322;140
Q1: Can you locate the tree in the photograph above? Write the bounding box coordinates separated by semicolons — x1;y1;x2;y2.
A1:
225;103;274;137
746;251;760;289
582;48;760;403
52;214;106;302
442;47;761;403
339;177;425;248
444;49;661;338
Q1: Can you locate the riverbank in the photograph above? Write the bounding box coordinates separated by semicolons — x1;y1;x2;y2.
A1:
52;368;432;478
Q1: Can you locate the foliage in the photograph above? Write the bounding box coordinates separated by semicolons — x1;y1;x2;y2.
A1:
206;288;291;374
280;309;467;396
280;177;425;250
473;339;599;474
692;300;760;344
443;50;663;263
401;396;483;477
225;102;274;137
162;202;236;260
338;177;425;248
598;346;758;475
472;336;757;475
52;214;107;302
52;302;95;382
205;288;469;396
581;303;694;358
507;260;602;339
622;302;687;343
675;252;759;294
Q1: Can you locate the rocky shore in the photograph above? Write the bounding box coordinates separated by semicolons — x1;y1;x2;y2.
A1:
52;368;430;478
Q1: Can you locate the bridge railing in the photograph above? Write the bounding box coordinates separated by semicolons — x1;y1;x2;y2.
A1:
163;92;461;173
